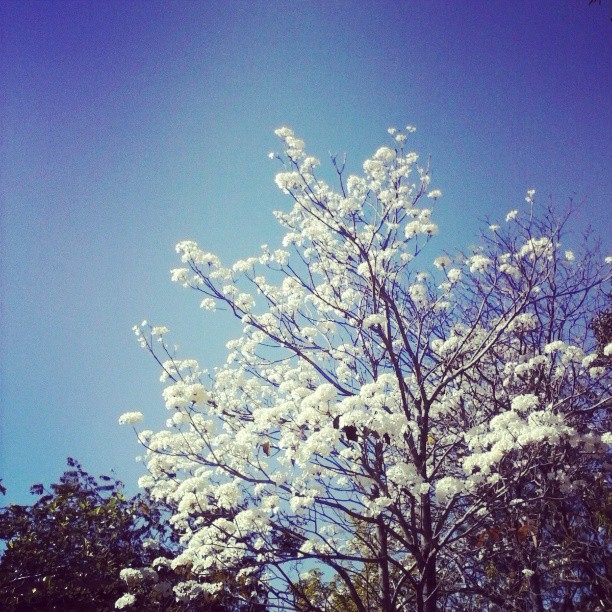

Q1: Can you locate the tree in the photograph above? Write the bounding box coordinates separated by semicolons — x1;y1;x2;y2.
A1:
0;459;165;610
0;459;264;611
122;126;611;610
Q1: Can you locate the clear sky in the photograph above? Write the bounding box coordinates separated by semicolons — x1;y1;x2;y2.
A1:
1;0;610;504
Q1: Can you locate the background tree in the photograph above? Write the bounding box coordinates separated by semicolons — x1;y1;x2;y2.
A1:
0;459;264;611
0;459;171;610
122;127;611;610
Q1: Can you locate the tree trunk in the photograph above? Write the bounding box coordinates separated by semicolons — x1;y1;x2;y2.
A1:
378;518;393;611
530;571;545;612
421;494;438;612
423;552;438;612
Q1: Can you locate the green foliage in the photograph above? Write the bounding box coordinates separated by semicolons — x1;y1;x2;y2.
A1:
293;567;380;612
0;460;270;611
0;458;172;611
292;519;412;611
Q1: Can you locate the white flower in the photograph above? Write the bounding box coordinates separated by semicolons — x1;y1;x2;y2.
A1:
434;255;451;270
606;256;612;264
604;342;612;357
506;210;518;222
363;313;386;329
363;159;385;179
544;340;565;353
427;189;442;199
115;593;136;609
118;412;144;426
171;268;189;282
511;394;538;413
300;156;319;171
522;569;535;578
435;476;464;503
373;146;396;162
200;298;216;311
409;283;427;306
275;171;303;192
274;126;294;139
564;250;575;261
447;268;462;283
518;237;553;260
404;221;420;237
525;189;536;202
119;567;157;586
489;224;500;232
469;254;492;274
152;556;172;569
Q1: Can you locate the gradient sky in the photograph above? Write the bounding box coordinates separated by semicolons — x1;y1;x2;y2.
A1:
1;0;610;504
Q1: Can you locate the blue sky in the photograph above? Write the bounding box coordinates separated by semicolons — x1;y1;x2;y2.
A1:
1;0;610;504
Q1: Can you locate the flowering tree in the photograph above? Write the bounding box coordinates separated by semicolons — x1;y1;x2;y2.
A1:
121;127;611;611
